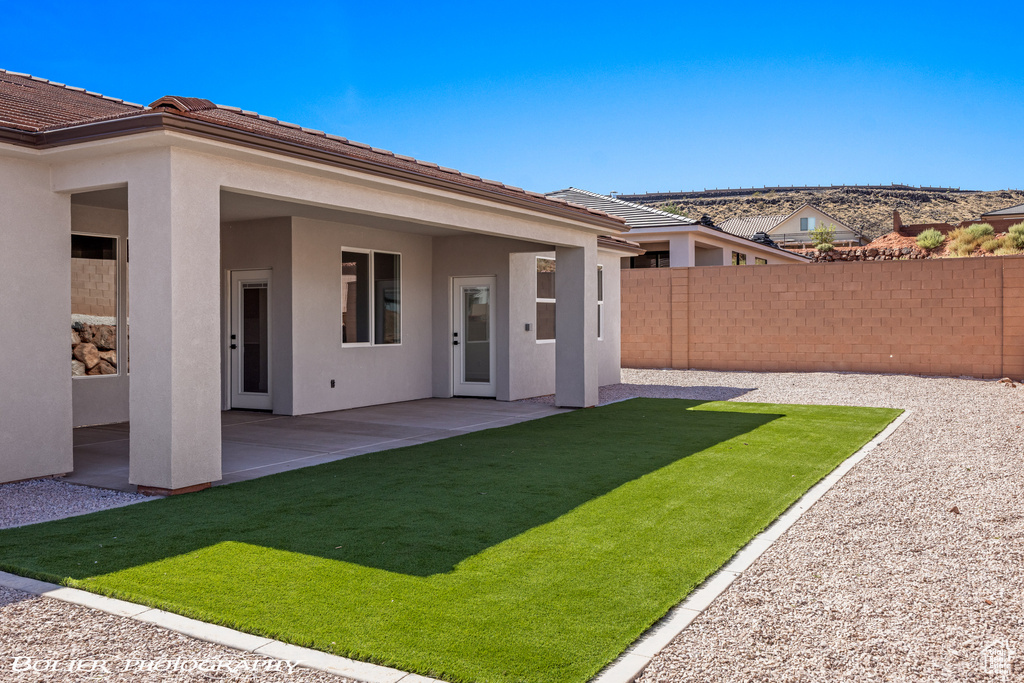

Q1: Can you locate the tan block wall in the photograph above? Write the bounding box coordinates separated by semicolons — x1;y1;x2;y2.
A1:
71;257;117;317
622;256;1024;379
621;269;673;368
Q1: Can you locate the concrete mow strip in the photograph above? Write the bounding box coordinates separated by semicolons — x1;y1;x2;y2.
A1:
0;409;909;683
591;408;912;683
0;570;440;683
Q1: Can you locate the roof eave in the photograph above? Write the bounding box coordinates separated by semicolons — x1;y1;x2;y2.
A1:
2;112;628;233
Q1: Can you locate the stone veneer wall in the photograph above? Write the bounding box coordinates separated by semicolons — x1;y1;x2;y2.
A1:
621;257;1024;379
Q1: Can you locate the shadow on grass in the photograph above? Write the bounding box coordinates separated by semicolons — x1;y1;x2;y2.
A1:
0;399;778;578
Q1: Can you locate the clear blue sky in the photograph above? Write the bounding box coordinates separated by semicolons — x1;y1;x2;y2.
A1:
4;1;1021;194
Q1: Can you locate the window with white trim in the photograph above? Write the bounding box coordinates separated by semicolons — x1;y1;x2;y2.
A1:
342;249;401;345
536;257;556;342
71;234;120;377
597;265;604;340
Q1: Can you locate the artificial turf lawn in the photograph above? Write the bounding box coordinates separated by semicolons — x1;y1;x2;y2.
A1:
0;398;900;683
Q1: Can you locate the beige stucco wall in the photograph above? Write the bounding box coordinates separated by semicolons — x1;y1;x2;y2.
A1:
0;156;74;482
290;216;434;414
768;205;859;245
71;203;130;427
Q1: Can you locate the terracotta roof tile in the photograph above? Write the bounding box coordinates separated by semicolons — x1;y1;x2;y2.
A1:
0;69;143;132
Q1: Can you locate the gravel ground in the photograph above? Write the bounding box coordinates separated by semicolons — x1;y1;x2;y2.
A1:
2;371;1019;681
0;586;350;682
608;369;1022;683
0;478;153;530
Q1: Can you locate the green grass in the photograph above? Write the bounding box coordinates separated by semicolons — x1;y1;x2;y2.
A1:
0;399;899;683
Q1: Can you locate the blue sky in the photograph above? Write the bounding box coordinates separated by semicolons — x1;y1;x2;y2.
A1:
4;1;1021;194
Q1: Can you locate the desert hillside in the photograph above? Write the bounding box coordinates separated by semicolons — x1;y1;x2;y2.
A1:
622;187;1024;241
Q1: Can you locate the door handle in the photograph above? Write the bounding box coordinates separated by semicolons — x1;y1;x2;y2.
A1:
453;340;459;346
230;344;237;350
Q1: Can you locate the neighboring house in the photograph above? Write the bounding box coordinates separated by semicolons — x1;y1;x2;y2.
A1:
720;203;866;249
0;70;638;493
981;203;1024;222
546;188;807;267
893;209;1022;236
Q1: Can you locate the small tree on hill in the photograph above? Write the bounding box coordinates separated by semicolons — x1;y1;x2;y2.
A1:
811;222;837;252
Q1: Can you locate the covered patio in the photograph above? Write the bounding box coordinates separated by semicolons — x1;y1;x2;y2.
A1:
67;399;567;493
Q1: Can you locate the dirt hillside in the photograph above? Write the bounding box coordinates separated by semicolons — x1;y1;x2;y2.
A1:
631;187;1024;241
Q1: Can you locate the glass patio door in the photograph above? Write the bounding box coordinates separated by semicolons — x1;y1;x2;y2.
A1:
230;270;273;410
452;276;496;397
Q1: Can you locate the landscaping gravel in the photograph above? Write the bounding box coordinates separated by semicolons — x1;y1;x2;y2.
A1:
0;585;350;682
611;369;1022;683
0;478;153;530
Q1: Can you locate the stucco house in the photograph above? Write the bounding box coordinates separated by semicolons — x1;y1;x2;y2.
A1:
719;203;866;249
0;70;640;494
546;188;806;267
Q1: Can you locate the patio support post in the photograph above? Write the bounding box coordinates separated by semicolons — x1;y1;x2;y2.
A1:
554;243;598;408
669;234;695;267
127;151;222;493
0;159;73;483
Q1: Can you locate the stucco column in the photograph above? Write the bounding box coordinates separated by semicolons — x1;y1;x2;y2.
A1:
555;243;598;408
0;158;73;483
127;151;222;493
669;234;695;267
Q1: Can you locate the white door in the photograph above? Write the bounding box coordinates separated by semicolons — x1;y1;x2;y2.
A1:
452;276;497;397
230;270;273;410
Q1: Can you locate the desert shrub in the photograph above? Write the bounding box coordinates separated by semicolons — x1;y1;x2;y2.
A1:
1007;222;1024;249
981;238;1002;253
812;222;837;252
995;244;1022;256
967;223;995;239
947;227;981;256
916;228;945;250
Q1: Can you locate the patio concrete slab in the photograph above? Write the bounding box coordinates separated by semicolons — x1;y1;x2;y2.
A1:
69;398;568;493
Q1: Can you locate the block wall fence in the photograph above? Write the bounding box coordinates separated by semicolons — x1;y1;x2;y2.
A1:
71;257;117;317
621;256;1024;380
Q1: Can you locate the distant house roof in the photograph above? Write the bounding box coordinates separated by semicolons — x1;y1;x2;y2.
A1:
0;69;626;232
545;187;697;229
718;215;786;238
982;203;1024;217
719;203;863;242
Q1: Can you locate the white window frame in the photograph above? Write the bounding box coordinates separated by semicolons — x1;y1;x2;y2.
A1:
536;256;556;344
597;264;604;341
341;247;402;348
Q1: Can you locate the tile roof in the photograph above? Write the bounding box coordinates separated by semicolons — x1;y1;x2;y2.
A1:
0;70;144;131
982;202;1024;217
0;69;626;230
717;215;786;238
546;187;697;229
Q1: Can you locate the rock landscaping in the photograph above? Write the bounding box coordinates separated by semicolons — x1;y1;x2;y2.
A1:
71;320;118;376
